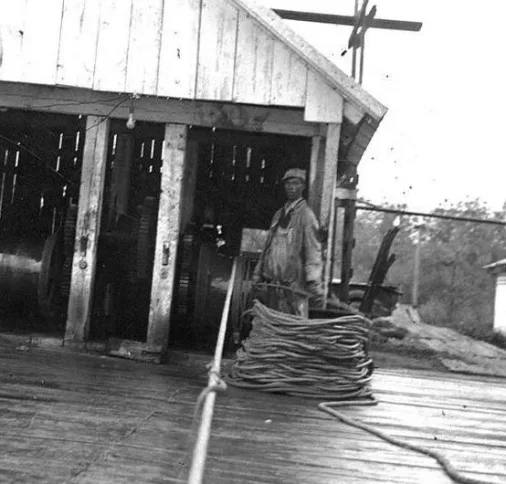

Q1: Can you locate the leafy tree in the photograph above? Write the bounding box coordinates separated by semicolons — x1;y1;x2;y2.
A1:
351;199;506;334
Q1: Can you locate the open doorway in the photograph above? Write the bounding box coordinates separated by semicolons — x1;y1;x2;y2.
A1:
0;109;84;335
170;127;312;351
88;120;165;342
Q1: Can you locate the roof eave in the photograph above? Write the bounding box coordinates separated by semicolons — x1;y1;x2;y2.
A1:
232;0;388;124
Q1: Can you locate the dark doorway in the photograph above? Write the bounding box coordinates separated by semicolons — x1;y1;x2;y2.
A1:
0;109;84;333
90;120;165;342
171;126;312;350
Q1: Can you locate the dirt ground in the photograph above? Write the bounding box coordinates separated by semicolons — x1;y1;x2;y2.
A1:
370;342;448;372
369;305;506;377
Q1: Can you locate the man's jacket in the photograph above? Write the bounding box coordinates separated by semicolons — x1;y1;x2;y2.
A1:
254;199;323;292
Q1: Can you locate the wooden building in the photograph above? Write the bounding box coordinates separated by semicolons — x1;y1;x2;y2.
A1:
0;0;386;357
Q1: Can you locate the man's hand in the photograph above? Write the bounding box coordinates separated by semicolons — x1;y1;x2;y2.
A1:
307;280;325;308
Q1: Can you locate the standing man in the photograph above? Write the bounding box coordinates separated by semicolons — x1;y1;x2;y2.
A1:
252;168;324;308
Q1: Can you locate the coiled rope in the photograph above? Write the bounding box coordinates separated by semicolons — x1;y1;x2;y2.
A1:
227;300;375;400
227;299;495;484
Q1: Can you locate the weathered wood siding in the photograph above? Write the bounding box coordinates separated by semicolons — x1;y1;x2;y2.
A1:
0;0;344;119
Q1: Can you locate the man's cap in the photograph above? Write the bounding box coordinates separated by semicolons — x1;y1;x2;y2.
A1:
282;168;306;182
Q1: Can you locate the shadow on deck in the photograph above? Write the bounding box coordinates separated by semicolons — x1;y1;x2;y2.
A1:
1;337;505;484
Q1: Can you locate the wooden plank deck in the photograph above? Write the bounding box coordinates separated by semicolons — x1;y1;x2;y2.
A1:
0;339;505;484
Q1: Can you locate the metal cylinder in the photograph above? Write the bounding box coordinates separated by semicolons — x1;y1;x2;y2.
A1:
0;234;61;318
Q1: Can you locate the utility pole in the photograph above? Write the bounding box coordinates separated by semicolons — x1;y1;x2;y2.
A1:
412;225;421;307
273;3;422;84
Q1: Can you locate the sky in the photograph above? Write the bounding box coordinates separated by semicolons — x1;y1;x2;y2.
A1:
265;0;506;213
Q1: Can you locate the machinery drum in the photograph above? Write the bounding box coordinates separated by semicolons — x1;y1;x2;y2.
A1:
0;233;62;320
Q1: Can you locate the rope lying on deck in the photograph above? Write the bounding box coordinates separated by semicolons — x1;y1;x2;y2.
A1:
227;300;376;400
227;300;495;484
319;401;495;484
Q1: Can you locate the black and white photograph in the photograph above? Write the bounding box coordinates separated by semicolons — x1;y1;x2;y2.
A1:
0;1;505;483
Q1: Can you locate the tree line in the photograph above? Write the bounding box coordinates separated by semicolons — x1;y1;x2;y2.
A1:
351;199;506;338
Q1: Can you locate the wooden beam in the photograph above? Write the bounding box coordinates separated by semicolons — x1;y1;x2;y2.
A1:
319;123;341;231
147;123;187;350
339;199;356;303
308;123;340;300
308;134;324;215
308;123;341;223
0;82;322;137
320;123;341;301
65;115;110;343
272;9;423;32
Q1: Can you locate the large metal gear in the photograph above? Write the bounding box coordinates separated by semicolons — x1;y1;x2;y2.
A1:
136;197;157;280
174;230;197;320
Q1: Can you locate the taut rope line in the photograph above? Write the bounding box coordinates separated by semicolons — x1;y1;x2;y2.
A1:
186;258;237;484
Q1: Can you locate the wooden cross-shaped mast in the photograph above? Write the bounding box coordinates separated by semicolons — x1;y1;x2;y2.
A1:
274;2;422;84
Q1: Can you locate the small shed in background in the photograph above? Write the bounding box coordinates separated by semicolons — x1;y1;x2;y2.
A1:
0;0;386;359
484;259;506;336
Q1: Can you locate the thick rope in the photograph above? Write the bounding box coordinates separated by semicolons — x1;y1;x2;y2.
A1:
227;300;374;399
319;402;495;484
186;259;237;484
228;300;496;484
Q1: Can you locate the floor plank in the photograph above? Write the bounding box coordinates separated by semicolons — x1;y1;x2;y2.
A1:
0;340;505;483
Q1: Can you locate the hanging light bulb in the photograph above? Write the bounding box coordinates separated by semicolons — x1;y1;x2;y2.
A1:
126;98;136;130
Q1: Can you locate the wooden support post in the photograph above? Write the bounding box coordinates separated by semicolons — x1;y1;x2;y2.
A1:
339;198;357;303
147;123;187;350
308;124;341;229
65;116;110;343
308;134;324;217
308;123;341;299
412;226;421;307
321;124;341;301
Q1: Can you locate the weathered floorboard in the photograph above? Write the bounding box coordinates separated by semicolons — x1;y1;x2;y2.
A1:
0;339;505;484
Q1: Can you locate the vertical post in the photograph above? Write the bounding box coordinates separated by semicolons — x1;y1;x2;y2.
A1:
308;134;324;217
147;123;187;349
321;124;341;301
308;124;341;230
65;116;110;343
319;124;341;231
412;226;421;307
352;0;359;80
339;199;356;303
308;124;341;301
330;197;340;283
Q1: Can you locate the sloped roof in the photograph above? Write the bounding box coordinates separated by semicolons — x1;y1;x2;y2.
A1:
233;0;387;123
